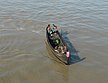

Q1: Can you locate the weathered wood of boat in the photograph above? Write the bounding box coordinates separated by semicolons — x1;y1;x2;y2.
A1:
46;24;70;65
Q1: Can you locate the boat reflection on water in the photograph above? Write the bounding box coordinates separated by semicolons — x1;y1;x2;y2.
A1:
61;31;86;64
45;41;69;83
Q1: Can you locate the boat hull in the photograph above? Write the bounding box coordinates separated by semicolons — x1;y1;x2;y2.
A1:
46;25;70;65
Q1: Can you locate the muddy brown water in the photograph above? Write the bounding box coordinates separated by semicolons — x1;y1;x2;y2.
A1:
0;0;108;83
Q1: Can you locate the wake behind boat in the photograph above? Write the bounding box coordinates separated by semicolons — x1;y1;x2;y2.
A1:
46;24;70;65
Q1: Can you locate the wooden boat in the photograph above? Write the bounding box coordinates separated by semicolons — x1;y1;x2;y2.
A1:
46;24;70;65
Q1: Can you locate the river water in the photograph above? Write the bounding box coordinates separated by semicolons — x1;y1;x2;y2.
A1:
0;0;108;83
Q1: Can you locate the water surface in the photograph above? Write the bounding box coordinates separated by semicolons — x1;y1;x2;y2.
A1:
0;0;108;83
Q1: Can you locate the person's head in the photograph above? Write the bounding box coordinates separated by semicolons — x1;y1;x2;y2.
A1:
48;24;50;27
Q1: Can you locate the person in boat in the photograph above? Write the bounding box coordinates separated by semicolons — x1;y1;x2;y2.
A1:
47;24;54;38
53;24;58;32
66;50;70;58
47;27;53;35
55;45;67;54
47;24;50;32
52;38;60;47
58;45;64;53
48;24;58;34
49;29;57;39
50;27;57;35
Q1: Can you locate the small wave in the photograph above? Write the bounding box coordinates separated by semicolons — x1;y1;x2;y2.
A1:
16;27;25;31
32;30;40;34
0;27;25;31
0;29;16;31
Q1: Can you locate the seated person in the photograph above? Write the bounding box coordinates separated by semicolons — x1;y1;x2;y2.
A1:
52;38;60;48
56;45;67;54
